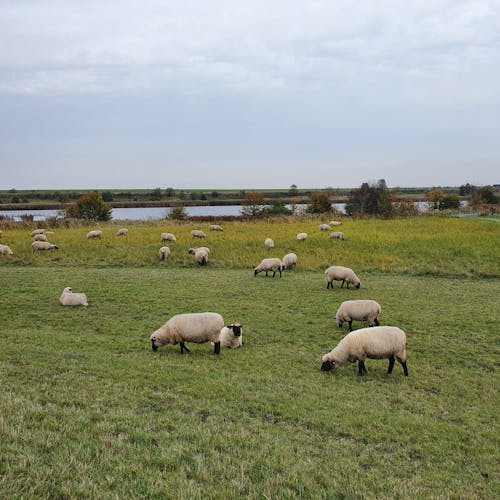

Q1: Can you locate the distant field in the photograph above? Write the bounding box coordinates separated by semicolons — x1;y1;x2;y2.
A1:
0;217;498;497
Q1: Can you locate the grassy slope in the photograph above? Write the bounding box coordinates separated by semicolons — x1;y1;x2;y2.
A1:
0;218;499;498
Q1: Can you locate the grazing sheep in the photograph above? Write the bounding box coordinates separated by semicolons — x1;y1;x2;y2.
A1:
188;247;209;266
159;246;171;261
34;233;48;242
32;241;58;252
282;253;298;269
0;244;13;256
191;230;207;238
150;312;224;354
264;238;274;249
325;265;360;289
336;300;381;331
321;326;408;376
329;231;345;240
31;229;45;236
209;224;224;232
161;232;177;243
254;257;283;278
59;287;88;307
116;228;128;236
297;232;308;241
87;230;102;239
330;221;342;226
219;323;244;349
319;224;331;231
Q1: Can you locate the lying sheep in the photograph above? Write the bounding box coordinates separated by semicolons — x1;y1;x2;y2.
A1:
297;232;308;241
116;228;128;236
319;224;331;231
150;312;224;354
34;233;48;242
188;247;209;266
325;265;360;289
254;257;283;278
191;230;207;238
336;300;381;331
329;231;345;240
0;244;13;256
219;323;244;348
87;230;102;239
264;238;274;249
159;246;171;261
32;241;59;252
321;326;408;376
59;287;88;307
282;252;298;269
330;220;342;226
209;224;224;232
161;232;177;243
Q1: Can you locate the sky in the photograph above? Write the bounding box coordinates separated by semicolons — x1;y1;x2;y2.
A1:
1;0;499;190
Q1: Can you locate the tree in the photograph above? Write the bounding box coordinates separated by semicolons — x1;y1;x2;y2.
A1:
165;187;175;198
66;191;112;221
345;181;394;217
441;195;460;210
471;186;498;205
426;189;445;210
166;205;188;220
150;187;163;200
241;192;264;217
307;191;332;214
261;199;293;216
101;191;113;202
459;183;476;196
288;184;299;196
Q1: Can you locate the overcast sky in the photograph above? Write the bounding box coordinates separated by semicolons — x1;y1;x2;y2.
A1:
1;0;499;190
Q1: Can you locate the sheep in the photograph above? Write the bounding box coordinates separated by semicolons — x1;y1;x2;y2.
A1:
161;232;177;243
150;312;224;354
159;246;171;261
282;252;298;269
296;232;308;241
330;220;342;226
329;231;345;240
0;244;13;256
335;300;381;331
209;224;224;232
191;230;207;238
325;265;360;289
320;326;408;376
31;229;45;236
319;224;331;231
264;238;274;249
116;228;128;236
87;230;102;239
254;257;283;278
188;247;209;266
59;287;88;307
219;323;244;349
34;233;48;242
32;241;58;252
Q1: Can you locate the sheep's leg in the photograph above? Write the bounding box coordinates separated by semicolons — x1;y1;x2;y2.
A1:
213;341;221;355
326;281;331;289
388;355;395;373
374;318;380;326
358;361;367;376
348;320;353;332
278;268;282;278
340;280;345;288
180;342;190;354
398;359;409;376
272;270;276;278
265;270;269;277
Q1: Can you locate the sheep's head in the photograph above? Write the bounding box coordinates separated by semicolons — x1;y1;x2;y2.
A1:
150;332;163;352
229;324;242;337
63;287;72;293
355;281;361;289
321;360;335;371
188;248;195;255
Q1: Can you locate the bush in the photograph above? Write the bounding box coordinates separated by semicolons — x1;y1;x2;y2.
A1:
66;192;112;221
166;205;188;220
307;191;332;214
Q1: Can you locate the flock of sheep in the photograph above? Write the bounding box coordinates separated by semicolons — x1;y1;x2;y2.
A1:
0;220;409;377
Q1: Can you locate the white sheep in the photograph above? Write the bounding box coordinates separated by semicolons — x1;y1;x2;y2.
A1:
209;224;224;232
188;247;209;266
116;228;128;236
264;238;274;249
150;312;224;354
0;244;13;256
59;287;88;307
325;265;361;289
336;300;381;331
296;232;308;241
321;326;408;376
329;231;345;240
161;232;177;243
34;233;48;241
87;230;102;239
219;323;244;349
282;253;298;269
319;224;331;231
330;220;342;226
159;246;171;261
31;229;45;236
32;241;59;252
254;257;283;278
191;230;207;238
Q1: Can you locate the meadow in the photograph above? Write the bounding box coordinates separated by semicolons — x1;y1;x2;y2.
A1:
0;217;499;498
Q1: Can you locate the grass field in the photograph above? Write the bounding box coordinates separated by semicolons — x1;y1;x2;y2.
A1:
0;217;499;498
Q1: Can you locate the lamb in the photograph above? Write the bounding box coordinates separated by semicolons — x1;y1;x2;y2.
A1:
330;220;342;226
59;287;88;307
161;232;177;243
188;247;209;266
325;265;360;289
191;230;207;238
254;257;283;278
32;241;59;252
209;224;224;232
319;224;331;231
329;231;345;240
159;246;171;261
116;228;128;236
87;230;102;239
335;300;381;331
150;312;224;354
0;244;13;256
34;233;48;242
296;232;308;241
219;323;244;349
282;252;298;269
264;238;274;249
320;326;408;376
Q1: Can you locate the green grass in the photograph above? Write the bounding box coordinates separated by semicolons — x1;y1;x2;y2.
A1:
0;218;499;498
